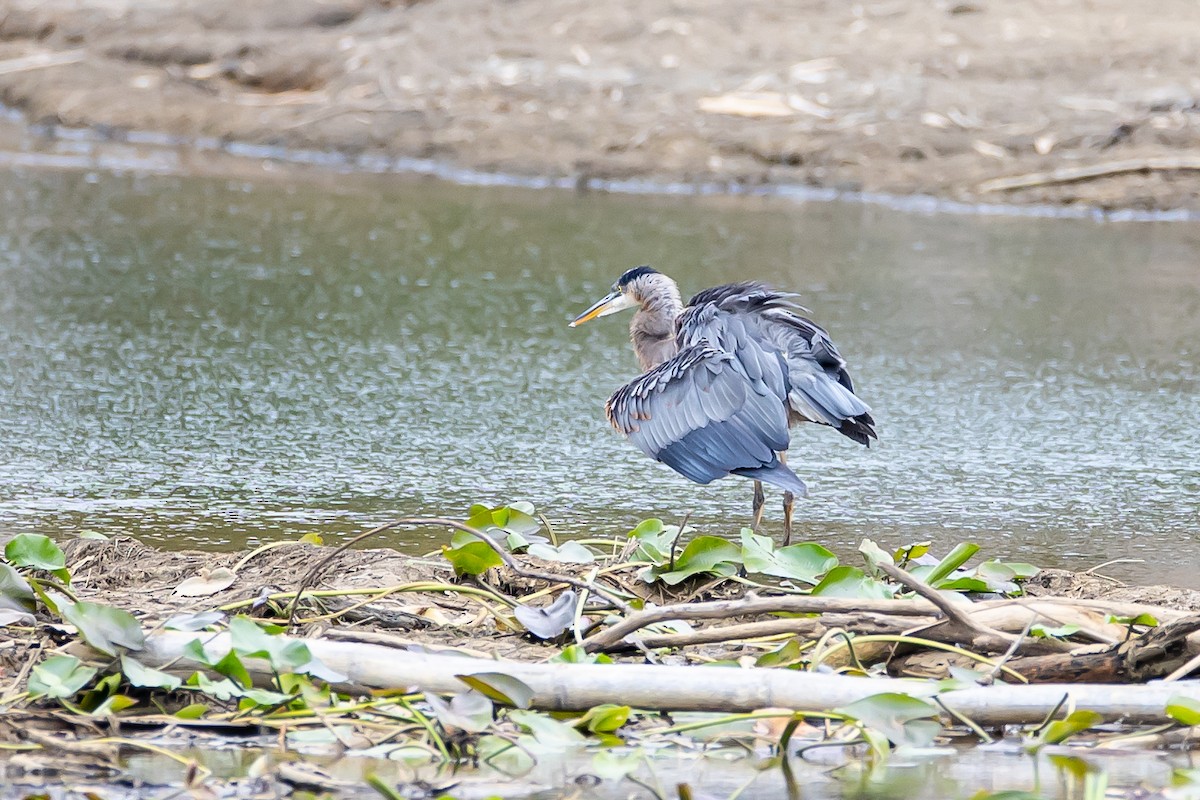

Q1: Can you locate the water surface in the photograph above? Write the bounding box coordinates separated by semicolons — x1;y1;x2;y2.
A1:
1;152;1197;585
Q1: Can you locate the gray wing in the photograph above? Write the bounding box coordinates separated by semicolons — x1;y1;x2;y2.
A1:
759;307;877;444
605;328;793;487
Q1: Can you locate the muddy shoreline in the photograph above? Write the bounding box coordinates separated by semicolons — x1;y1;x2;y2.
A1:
2;0;1199;211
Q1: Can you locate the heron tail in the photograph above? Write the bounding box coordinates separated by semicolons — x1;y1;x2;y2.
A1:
732;462;808;497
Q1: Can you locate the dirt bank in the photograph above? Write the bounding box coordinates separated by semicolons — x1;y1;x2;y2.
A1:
1;0;1199;210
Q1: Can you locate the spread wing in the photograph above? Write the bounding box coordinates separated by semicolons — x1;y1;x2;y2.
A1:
605;309;807;494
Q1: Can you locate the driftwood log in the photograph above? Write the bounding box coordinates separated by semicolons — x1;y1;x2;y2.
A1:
128;630;1200;726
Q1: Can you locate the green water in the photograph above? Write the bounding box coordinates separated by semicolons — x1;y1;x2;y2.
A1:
1;157;1198;585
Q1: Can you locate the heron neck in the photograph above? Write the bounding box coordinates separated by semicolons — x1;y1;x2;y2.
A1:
630;294;683;371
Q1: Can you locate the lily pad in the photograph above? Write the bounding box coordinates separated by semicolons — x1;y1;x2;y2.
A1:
812;566;894;599
442;541;503;577
836;692;940;747
120;655;182;691
455;671;535;708
647;536;742;585
60;600;145;656
28;655;98;699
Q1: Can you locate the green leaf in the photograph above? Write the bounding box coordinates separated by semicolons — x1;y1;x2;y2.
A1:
188;672;243;702
551;645;612;665
1030;623;1081;639
858;538;893;573
590;750;642;780
526;541;595;564
298;533;324;545
755;638;805;668
0;564;35;611
164;611;225;631
213;649;254;689
1167;695;1200;726
28;655;98;699
510;709;587;750
836;692;940;748
241;687;296;707
1028;710;1104;751
4;534;66;573
580;704;630;733
812;566;894;599
1106;612;1158;627
60;601;145;656
90;694;137;716
925;543;980;585
740;530;837;583
627;519;677;564
648;536;742;585
442;541;504;577
174;702;209;719
426;690;494;733
455;672;535;709
227;615;346;682
120;655;182;691
893;541;931;565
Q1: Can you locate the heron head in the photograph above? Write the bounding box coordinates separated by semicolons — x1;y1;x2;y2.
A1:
569;265;661;327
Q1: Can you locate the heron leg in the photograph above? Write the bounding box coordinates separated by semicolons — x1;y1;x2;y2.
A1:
782;491;795;546
780;452;794;545
752;480;765;530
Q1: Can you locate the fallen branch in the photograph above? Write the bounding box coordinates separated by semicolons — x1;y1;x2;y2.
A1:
978;156;1200;193
132;630;1200;725
584;595;938;651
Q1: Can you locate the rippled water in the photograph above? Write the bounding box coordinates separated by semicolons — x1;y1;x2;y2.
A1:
1;156;1197;585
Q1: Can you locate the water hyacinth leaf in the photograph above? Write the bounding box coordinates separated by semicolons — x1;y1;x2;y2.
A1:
425;690;494;733
1107;612;1158;627
175;702;208;719
188;673;243;702
925;543;980;585
213;649;254;689
28;655;98;699
228;615;346;681
739;529;777;573
1030;710;1104;750
1030;623;1081;639
60;600;145;656
442;541;503;577
4;534;66;573
858;538;893;573
581;703;630;733
648;536;742;585
526;541;595;563
90;694;138;717
811;566;893;599
514;590;576;639
455;672;535;708
755;638;805;668
836;692;941;748
0;608;35;626
510;708;587;750
551;644;612;664
894;541;931;565
771;543;838;583
934;576;991;593
1166;695;1200;726
241;687;296;707
591;750;642;781
298;533;324;545
627;519;676;563
121;655;182;691
172;567;237;597
0;564;35;610
164;610;225;631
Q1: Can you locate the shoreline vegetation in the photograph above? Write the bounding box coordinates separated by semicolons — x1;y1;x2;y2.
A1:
5;505;1200;796
1;0;1200;213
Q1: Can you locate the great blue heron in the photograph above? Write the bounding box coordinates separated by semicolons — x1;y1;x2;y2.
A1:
570;266;876;543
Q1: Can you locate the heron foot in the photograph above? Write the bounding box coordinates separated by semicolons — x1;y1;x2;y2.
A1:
751;480;766;531
782;490;795;546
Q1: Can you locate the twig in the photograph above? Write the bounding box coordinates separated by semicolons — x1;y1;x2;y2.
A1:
934;696;993;744
875;560;1039;653
0;50;86;77
286;517;632;626
1162;649;1200;682
606;612;927;652
978;157;1200;193
980;613;1038;686
667;513;692;573
584;595;938;651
